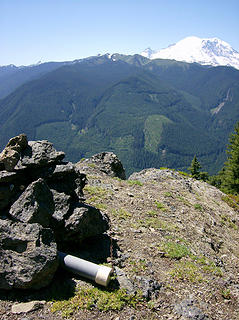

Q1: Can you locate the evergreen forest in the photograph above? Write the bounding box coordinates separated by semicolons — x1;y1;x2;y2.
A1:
0;54;239;177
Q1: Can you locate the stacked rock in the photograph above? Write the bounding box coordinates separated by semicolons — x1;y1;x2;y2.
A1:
0;134;109;290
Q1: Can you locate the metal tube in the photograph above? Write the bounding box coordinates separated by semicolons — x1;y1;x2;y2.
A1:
58;251;113;286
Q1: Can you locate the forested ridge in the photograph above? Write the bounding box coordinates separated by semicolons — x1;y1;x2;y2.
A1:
0;54;239;176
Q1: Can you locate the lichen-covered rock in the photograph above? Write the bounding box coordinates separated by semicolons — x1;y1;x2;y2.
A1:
0;148;20;171
5;133;28;151
9;178;54;227
0;219;58;290
0;134;28;171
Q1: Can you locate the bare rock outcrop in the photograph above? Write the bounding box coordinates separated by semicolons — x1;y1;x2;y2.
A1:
76;151;126;180
0;134;110;290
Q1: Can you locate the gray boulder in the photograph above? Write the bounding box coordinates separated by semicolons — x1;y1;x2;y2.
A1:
51;189;72;223
47;162;86;198
76;152;126;180
4;133;28;151
9;178;54;227
17;140;65;169
63;203;110;242
0;134;28;171
114;267;135;294
0;219;58;290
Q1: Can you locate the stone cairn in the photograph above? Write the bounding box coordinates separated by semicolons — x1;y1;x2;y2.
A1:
0;134;111;290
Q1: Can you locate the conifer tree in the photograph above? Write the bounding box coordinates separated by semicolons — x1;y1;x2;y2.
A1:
188;155;209;181
189;155;201;179
221;122;239;194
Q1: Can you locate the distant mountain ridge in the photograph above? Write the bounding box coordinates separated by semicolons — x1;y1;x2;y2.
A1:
0;53;239;176
141;36;239;70
1;36;238;100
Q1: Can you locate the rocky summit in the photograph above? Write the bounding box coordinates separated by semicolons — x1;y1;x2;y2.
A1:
1;135;239;320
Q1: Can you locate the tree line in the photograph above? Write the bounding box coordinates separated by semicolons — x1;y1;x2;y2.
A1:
189;122;239;195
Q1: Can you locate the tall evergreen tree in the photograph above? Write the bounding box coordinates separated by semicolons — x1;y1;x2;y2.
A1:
188;155;201;179
221;122;239;194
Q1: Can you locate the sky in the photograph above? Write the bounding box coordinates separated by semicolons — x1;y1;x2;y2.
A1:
1;0;239;66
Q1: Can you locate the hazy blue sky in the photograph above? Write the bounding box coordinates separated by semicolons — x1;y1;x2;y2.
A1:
1;0;239;66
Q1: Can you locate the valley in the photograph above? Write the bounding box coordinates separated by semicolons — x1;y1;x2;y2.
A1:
0;54;239;176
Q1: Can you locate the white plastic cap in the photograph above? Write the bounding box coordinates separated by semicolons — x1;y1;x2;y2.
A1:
95;265;113;286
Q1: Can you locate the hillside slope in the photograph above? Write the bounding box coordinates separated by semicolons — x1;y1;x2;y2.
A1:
0;54;239;176
64;163;239;319
0;62;68;99
2;158;239;319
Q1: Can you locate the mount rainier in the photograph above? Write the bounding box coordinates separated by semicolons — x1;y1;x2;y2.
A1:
141;36;239;70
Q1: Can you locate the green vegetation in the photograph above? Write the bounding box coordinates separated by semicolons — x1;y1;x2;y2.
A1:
87;163;96;168
155;201;167;211
170;260;204;283
191;255;223;277
51;286;144;317
84;185;110;198
158;241;190;259
194;203;203;211
127;180;143;186
221;288;231;299
135;217;176;232
158;240;224;282
221;194;239;212
129;259;148;274
92;203;108;210
188;155;209;181
144;114;172;153
164;192;172;197
112;208;132;220
146;210;158;217
178;170;190;177
220;122;239;194
177;195;191;206
170;254;223;283
84;185;111;208
220;213;238;230
188;155;201;179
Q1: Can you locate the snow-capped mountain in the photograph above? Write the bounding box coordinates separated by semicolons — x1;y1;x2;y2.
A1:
141;36;239;70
